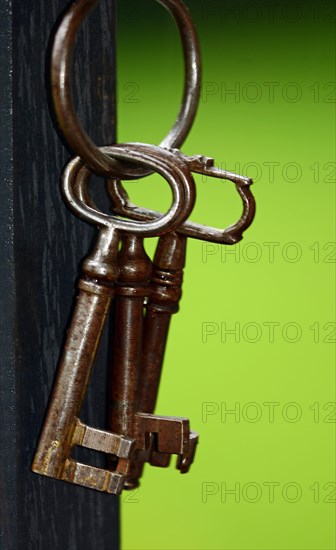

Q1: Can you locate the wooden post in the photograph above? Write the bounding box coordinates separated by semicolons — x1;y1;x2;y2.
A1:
0;1;119;547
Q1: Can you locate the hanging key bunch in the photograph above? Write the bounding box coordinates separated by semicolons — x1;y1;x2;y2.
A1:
32;0;256;494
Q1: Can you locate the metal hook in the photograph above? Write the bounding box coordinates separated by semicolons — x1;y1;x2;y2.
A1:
105;146;256;244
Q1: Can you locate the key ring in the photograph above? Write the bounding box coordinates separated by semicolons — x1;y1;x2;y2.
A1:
51;0;201;179
62;143;196;237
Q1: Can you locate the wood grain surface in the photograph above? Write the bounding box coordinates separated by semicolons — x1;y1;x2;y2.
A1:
0;1;119;548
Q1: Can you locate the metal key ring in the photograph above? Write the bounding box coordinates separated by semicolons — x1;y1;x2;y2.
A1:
61;143;196;237
52;0;201;179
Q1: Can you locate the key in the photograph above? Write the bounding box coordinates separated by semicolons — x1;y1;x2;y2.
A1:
32;142;197;494
107;232;198;488
106;147;256;485
32;160;132;495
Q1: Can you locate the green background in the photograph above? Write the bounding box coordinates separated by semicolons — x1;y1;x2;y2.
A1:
116;1;335;548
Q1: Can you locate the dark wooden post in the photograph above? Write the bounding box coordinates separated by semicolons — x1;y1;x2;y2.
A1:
0;1;119;548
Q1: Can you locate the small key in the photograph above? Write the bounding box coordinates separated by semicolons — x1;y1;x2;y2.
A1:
32;143;196;494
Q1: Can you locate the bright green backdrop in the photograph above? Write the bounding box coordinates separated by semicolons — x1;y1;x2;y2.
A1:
116;1;335;548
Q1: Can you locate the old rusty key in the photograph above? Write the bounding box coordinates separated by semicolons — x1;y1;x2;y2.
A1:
107;147;256;486
32;143;196;494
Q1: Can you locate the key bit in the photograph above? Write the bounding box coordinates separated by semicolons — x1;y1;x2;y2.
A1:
176;431;198;473
149;431;198;473
134;413;198;473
